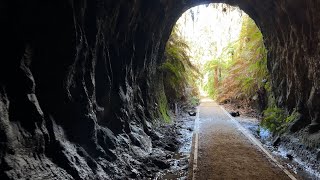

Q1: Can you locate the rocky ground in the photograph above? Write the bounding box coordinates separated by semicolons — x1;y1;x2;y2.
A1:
120;106;196;179
153;111;196;179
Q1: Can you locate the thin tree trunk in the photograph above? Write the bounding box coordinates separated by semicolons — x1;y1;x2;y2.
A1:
214;67;219;89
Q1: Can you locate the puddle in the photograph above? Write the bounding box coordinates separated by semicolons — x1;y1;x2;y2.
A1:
235;116;320;180
155;116;195;180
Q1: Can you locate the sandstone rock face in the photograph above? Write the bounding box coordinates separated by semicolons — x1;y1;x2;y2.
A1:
1;0;319;179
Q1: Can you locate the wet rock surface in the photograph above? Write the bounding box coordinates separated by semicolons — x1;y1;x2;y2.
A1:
154;113;195;179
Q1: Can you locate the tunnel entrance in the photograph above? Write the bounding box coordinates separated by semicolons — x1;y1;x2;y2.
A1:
1;0;320;179
163;3;268;120
158;3;274;179
160;3;320;179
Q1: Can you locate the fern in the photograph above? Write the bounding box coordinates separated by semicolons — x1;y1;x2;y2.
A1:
211;15;268;103
161;26;200;104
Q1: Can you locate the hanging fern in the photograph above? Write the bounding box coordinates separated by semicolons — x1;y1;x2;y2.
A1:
161;26;200;104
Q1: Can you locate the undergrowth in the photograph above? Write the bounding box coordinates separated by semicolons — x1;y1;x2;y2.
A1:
158;91;171;123
262;106;300;135
203;15;299;134
261;93;300;134
160;25;200;116
204;15;268;105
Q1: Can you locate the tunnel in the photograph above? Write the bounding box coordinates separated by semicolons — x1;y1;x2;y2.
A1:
1;0;320;179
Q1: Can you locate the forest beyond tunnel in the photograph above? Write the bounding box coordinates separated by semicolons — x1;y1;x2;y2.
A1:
1;0;320;179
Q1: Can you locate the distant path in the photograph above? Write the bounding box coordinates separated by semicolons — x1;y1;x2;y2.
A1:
191;98;294;180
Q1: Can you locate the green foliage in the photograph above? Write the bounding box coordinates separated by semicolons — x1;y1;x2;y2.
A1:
261;107;286;134
158;91;171;123
286;109;300;124
203;58;226;98
203;70;218;98
204;15;269;102
161;26;200;103
261;103;300;134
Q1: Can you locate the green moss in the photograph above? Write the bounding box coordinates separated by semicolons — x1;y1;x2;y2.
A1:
264;81;272;93
285;109;300;123
159;102;170;123
157;88;171;123
261;107;286;134
262;106;300;135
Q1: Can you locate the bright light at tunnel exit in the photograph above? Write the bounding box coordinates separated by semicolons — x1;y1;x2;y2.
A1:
174;3;246;96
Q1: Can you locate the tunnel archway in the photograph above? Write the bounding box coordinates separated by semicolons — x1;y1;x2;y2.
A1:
1;0;320;179
168;1;319;129
160;0;320;131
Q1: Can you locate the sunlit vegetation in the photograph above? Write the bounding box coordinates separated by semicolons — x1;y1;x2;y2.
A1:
168;6;291;134
162;26;200;103
261;94;301;135
204;15;268;106
158;26;200;121
202;15;296;134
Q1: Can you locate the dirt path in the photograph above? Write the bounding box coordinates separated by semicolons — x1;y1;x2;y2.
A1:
191;99;293;180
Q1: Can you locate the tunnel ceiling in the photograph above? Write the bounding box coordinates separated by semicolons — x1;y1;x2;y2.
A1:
1;0;320;179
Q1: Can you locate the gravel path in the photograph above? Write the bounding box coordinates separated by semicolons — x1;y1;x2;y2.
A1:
193;99;291;180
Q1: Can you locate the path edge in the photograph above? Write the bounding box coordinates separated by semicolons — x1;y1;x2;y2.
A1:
219;105;297;180
188;107;200;180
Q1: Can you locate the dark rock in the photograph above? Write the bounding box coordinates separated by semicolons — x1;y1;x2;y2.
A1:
230;111;240;117
317;150;320;161
273;136;281;147
164;143;178;152
129;133;142;147
130;169;139;178
152;159;170;169
309;123;320;134
166;154;173;159
97;127;116;150
289;113;307;133
188;111;196;116
286;154;294;160
150;131;161;141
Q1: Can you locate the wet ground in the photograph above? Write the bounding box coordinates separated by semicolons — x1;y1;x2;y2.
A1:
154;113;196;180
234;116;320;180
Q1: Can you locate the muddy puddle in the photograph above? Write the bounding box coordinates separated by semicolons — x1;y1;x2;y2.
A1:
235;116;320;180
155;115;195;180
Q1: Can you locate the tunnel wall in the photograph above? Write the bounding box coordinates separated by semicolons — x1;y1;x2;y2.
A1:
0;0;319;179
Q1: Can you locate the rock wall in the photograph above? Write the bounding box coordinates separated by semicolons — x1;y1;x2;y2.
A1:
0;0;319;179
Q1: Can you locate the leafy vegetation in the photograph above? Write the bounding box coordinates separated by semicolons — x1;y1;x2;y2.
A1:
261;106;286;134
203;58;225;98
204;15;268;105
158;89;171;123
168;10;292;134
202;15;300;134
261;105;300;134
156;26;200;122
161;26;200;105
